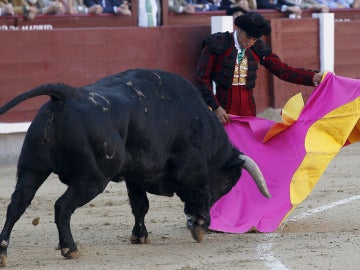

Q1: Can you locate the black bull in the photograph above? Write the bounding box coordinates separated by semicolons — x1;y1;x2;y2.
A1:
0;69;270;265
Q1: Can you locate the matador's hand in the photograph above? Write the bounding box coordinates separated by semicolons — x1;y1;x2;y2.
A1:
214;106;230;124
313;71;326;86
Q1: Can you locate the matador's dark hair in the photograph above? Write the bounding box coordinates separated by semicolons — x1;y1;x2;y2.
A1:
234;12;271;38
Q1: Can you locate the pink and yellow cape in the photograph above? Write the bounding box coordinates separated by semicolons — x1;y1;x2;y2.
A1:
209;72;360;233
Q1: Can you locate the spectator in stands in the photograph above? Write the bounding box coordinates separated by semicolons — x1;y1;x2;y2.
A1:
7;0;38;19
194;11;324;122
168;0;195;13
256;0;302;18
138;0;161;26
351;0;360;7
285;0;329;12
63;0;103;14
84;0;131;15
189;0;221;11
210;0;222;9
0;1;14;15
169;0;221;14
37;0;65;14
219;0;256;11
315;0;353;8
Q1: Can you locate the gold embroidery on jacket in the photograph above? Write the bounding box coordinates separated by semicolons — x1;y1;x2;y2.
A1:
232;56;248;86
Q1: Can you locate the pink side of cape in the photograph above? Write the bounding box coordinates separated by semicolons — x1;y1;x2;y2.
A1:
209;73;360;233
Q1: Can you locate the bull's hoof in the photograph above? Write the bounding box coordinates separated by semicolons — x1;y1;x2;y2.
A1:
190;225;205;243
0;254;6;268
0;240;8;267
129;235;150;244
61;248;80;259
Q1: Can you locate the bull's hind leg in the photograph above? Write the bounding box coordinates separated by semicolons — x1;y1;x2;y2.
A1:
0;170;50;267
125;181;150;244
54;181;107;259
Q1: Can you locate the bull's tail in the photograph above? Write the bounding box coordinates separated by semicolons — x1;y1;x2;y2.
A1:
0;83;77;115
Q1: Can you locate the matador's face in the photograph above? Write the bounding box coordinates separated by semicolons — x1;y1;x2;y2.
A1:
236;28;257;49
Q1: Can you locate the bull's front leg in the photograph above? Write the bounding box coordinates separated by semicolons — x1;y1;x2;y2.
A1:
125;181;150;244
178;188;210;243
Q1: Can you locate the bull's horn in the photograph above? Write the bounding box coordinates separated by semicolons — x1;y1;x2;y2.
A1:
240;154;271;198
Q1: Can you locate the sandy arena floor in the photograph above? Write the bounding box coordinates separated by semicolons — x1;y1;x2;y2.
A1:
0;123;359;269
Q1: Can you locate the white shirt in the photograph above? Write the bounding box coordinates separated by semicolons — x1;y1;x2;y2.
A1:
234;30;241;51
138;0;158;27
233;30;245;63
